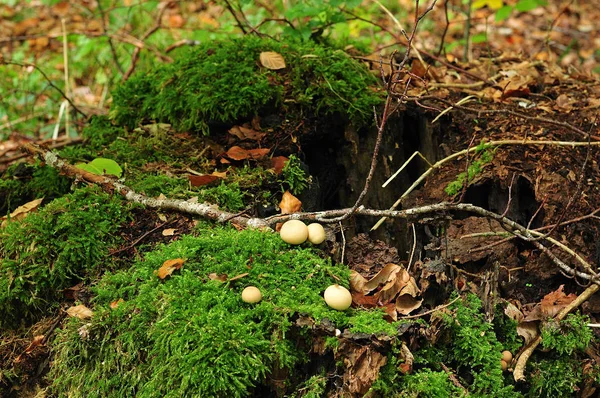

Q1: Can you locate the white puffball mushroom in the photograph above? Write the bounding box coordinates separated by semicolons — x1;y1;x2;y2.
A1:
307;223;326;245
279;220;308;245
241;286;262;304
502;350;513;363
324;284;352;311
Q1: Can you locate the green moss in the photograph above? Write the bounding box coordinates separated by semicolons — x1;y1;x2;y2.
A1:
110;36;383;133
347;309;399;336
398;369;465;398
0;186;131;328
50;226;380;397
541;313;593;355
528;358;583;398
195;181;245;212
281;154;311;195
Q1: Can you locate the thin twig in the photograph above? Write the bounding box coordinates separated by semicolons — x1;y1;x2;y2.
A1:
1;61;86;118
122;2;173;81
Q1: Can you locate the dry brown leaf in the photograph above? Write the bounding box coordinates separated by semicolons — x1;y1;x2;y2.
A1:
280;191;302;214
209;273;228;282
271;156;288;175
228;125;266;141
349;270;367;293
396;295;422;315
517;321;539;346
66;304;94;320
157;258;185;279
337;342;387;395
1;197;44;227
188;174;222;187
260;51;286;70
246;148;270;160
525;285;577;321
351;291;378;308
374;277;407;305
225;146;250;160
364;263;402;294
162;228;176;236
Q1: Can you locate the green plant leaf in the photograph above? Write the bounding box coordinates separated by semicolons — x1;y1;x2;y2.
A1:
76;158;123;177
515;0;540;12
495;5;513;21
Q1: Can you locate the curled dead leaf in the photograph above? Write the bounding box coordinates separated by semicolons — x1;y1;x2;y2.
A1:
157;258;185;279
280;191;302;214
396;295;422;316
364;263;402;294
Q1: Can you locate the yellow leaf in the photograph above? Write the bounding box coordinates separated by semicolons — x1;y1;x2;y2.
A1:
472;0;503;10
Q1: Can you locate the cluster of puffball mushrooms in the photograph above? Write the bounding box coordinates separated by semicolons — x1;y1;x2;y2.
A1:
241;220;353;311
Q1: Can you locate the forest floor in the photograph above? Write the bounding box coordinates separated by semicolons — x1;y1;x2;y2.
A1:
1;1;599;397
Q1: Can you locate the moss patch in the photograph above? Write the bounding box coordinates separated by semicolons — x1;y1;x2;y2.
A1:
110;36;383;134
49;225;396;397
0;186;131;328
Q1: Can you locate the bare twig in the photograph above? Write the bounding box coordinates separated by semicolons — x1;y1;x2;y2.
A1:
122;2;173;81
96;0;125;75
372;139;600;230
1;60;87;118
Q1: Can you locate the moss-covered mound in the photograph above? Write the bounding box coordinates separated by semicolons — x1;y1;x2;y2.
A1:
0;186;131;328
50;225;396;397
110;36;383;134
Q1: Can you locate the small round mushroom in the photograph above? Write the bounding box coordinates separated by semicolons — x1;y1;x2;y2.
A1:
324;284;352;311
279;220;308;245
502;350;513;363
500;359;508;372
241;286;262;303
307;223;326;245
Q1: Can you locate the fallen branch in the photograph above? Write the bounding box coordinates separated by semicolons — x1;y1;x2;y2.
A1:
20;142;599;287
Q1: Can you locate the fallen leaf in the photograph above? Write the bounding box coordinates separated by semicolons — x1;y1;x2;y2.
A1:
351;291;378;307
226;146;250;160
157;258;185;279
110;299;124;309
66;304;94;320
1;197;44;227
337;341;387;395
246;148;270;159
396;295;422;315
189;174;222;187
364;263;402;294
271;156;288;175
228;124;266;141
517;320;539;346
350;270;367;293
209;273;228;282
162;228;177;236
280;191;302;214
260;51;286;70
